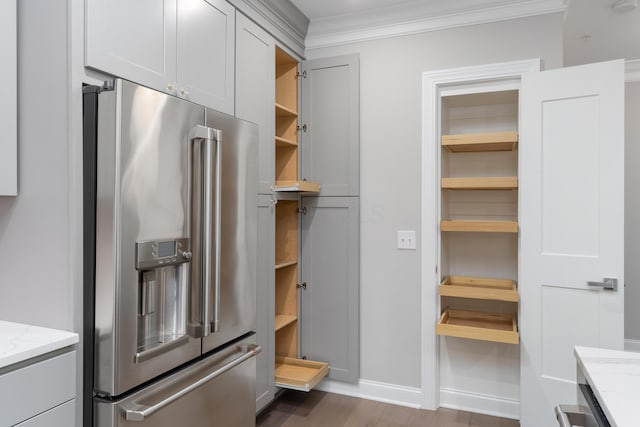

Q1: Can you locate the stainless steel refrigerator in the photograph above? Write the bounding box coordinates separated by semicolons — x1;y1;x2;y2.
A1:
83;79;258;426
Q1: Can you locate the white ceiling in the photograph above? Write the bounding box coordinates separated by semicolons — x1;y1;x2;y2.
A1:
290;0;640;65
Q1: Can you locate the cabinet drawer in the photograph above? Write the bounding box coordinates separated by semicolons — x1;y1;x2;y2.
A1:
0;350;76;426
15;399;75;427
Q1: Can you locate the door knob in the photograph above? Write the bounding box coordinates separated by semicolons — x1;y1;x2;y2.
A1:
587;277;618;291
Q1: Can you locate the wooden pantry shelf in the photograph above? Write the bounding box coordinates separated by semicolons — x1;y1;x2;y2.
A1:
442;131;518;153
439;276;518;302
275;259;298;270
275;102;298;117
275;315;298;332
441;176;518;190
436;309;519;344
276;136;297;147
276;180;321;193
440;220;518;233
275;357;329;392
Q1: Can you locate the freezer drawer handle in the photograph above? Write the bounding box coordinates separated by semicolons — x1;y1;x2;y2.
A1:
123;344;261;421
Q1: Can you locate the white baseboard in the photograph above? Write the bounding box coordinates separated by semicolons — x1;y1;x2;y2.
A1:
439;388;519;420
315;379;519;420
625;338;640;352
316;378;422;409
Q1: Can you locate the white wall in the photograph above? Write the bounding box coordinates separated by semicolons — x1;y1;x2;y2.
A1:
0;0;72;331
306;13;563;412
625;81;640;346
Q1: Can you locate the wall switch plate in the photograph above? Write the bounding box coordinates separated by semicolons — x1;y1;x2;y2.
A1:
397;230;416;250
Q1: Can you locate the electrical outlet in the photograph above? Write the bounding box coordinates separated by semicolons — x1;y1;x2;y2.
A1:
397;230;416;250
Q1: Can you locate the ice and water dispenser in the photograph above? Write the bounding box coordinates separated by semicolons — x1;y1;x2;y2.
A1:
134;238;192;362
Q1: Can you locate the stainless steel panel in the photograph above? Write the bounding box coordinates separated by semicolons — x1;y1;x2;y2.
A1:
95;335;257;427
202;109;258;353
95;80;203;396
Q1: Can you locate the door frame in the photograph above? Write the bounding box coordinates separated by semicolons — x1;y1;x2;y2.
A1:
420;58;540;411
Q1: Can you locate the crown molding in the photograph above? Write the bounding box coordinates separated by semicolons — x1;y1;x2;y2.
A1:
305;0;565;51
627;59;640;83
228;0;309;57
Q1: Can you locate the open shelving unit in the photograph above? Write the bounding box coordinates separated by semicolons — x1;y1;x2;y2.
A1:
275;357;330;392
273;46;327;391
439;276;518;302
441;176;517;190
440;220;518;233
441;131;518;153
436;91;520;346
275;136;297;148
274;47;320;194
275;315;298;332
436;309;519;345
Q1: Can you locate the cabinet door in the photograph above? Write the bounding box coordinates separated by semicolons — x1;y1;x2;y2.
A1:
85;0;177;94
300;55;359;196
300;196;359;382
15;400;75;427
256;194;275;411
0;0;16;195
0;351;76;426
177;0;235;114
236;13;275;195
519;60;625;427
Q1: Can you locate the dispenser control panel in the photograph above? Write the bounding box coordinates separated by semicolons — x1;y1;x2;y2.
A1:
135;238;191;270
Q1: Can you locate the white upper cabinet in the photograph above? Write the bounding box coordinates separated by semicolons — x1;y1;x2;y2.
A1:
85;0;177;94
177;0;235;113
235;12;275;195
86;0;235;114
1;0;17;195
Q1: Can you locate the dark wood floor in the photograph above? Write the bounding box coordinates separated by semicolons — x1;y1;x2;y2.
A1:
257;390;519;427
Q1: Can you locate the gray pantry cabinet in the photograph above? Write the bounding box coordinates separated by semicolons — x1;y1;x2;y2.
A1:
235;14;278;412
300;196;360;384
235;14;360;409
85;0;235;114
235;12;276;195
300;56;360;197
256;194;276;411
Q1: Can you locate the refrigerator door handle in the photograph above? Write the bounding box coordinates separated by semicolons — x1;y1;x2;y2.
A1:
123;344;261;422
189;125;220;338
212;129;222;334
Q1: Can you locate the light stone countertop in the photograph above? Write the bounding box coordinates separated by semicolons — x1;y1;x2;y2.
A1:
0;320;78;369
575;346;640;427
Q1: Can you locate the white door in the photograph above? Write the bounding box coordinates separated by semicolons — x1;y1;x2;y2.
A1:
519;60;625;427
176;0;235;114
